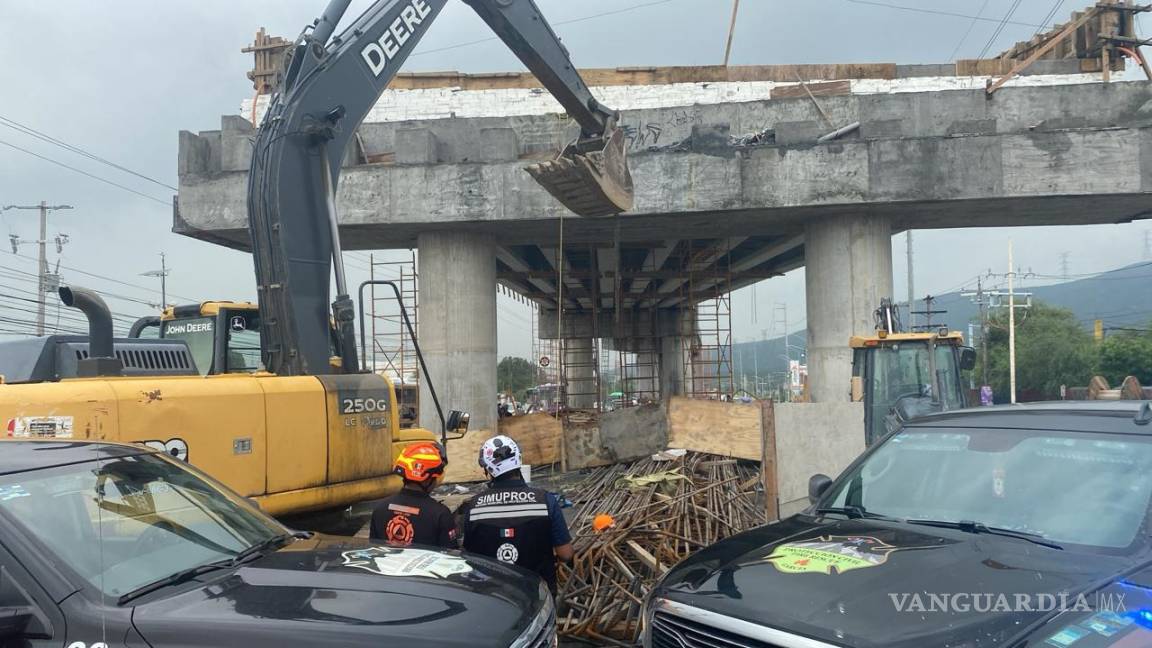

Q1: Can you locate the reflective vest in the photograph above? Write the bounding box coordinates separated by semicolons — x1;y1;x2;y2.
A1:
462;484;556;588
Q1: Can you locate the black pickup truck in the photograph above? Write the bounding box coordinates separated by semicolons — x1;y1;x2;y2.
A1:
0;439;554;647
643;401;1152;648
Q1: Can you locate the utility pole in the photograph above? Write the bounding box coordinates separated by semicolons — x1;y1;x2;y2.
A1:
723;0;741;66
141;252;170;309
962;276;991;388
2;202;73;336
906;231;915;330
1059;251;1070;281
1008;240;1017;404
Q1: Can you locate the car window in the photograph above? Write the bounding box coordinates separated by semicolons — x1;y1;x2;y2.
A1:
825;427;1152;549
0;453;284;598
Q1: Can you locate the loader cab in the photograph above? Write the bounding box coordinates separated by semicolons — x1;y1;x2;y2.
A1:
134;302;262;376
851;331;975;445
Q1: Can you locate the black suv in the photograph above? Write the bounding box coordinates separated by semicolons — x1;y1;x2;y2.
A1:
643;402;1152;648
0;440;554;647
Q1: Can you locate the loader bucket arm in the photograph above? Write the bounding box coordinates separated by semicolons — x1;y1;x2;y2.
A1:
248;0;633;376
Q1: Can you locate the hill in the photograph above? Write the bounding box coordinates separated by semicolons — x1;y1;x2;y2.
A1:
734;261;1152;380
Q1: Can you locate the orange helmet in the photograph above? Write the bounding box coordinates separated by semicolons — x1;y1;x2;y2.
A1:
394;442;447;482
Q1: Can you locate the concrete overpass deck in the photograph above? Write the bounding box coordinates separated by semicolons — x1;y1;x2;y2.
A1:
176;74;1152;428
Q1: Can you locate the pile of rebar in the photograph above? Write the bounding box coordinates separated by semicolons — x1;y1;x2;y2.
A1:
556;452;768;645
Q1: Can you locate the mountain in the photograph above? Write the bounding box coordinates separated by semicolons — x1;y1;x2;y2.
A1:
734;262;1152;379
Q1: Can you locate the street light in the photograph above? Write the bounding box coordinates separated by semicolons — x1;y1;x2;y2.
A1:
140;252;170;309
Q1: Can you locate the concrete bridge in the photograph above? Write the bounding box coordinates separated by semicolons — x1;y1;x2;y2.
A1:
176;71;1152;430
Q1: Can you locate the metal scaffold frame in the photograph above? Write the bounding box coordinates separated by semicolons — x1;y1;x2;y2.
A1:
368;251;420;410
681;242;735;399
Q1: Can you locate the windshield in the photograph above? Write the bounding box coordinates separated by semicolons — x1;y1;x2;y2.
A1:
0;452;284;598
824;427;1152;549
161;317;215;375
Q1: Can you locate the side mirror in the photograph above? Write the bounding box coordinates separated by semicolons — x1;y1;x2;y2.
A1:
959;346;977;371
0;606;35;638
808;474;833;505
446;410;470;434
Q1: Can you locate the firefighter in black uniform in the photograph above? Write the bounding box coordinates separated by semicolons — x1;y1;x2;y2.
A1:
460;435;574;592
369;442;457;548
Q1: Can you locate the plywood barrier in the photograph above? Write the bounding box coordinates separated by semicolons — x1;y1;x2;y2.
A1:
497;413;562;465
442;428;490;484
666;397;764;460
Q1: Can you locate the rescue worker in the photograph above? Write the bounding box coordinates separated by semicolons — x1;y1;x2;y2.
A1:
369;442;457;548
460;435;574;592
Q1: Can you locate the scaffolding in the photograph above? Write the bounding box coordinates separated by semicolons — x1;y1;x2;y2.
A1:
680;243;735;399
368;252;420;418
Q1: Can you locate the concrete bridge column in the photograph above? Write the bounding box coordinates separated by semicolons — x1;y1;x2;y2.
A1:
805;214;893;402
564;337;598;409
417;232;497;432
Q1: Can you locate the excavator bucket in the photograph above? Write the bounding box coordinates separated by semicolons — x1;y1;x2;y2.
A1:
525;128;634;217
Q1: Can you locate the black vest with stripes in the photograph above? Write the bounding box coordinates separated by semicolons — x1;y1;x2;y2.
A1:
462;483;556;589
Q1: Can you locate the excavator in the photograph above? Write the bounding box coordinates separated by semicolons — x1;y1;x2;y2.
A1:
850;299;976;445
0;0;633;518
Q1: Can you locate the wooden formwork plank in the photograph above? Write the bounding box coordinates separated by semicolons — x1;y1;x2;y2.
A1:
666;397;762;460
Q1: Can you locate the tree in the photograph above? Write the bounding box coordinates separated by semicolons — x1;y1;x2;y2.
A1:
497;356;537;398
1097;326;1152;385
978;301;1095;403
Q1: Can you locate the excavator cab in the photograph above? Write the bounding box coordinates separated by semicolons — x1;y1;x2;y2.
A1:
851;300;976;445
132;303;264;376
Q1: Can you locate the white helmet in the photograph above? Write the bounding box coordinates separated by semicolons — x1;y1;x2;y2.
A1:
478;435;522;478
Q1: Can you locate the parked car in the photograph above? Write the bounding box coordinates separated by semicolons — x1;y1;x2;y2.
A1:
0;439;555;647
642;401;1152;648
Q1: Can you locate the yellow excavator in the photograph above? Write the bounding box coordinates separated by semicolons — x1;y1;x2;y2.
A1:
0;0;633;518
850;299;976;445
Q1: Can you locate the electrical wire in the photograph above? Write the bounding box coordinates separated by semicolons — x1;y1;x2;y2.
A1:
409;0;679;58
0;137;171;207
978;0;1026;60
841;0;1043;29
0;115;177;192
948;0;992;61
1032;0;1069;39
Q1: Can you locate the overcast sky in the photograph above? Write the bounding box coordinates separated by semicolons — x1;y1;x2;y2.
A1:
1;0;1148;357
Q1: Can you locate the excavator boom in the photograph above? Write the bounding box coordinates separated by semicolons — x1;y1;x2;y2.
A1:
249;0;634;377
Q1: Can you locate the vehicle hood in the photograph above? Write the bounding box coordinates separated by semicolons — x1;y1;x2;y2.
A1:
131;535;544;647
652;516;1139;648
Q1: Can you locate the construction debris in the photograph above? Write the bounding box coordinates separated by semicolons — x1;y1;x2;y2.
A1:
556;452;768;644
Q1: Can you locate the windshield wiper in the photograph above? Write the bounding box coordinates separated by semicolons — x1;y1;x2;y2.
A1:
117;532;309;605
815;505;903;522
229;531;309;566
117;561;232;605
905;519;1064;550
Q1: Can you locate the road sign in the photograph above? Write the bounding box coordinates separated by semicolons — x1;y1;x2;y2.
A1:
539;356;550;367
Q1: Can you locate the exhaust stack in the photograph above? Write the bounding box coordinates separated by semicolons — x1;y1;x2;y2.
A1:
59;286;123;377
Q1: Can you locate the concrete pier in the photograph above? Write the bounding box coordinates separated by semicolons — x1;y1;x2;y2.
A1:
416;232;497;432
805;215;893;402
563;337;598;409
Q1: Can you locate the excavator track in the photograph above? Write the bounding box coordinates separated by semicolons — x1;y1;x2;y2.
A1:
526;128;634;217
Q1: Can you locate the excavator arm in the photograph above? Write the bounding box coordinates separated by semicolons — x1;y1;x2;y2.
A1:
248;0;634;377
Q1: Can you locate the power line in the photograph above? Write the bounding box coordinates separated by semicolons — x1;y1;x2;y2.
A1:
841;0;1043;29
7;251;198;303
0;115;177;192
409;0;678;57
1032;0;1069;39
948;0;991;61
0;137;171;207
978;0;1026;60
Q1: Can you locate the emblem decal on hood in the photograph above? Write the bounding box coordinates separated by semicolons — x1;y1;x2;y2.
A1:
759;535;900;575
341;546;473;579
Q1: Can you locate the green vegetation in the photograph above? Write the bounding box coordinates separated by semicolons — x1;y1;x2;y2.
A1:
497;356;537;398
976;300;1151;402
